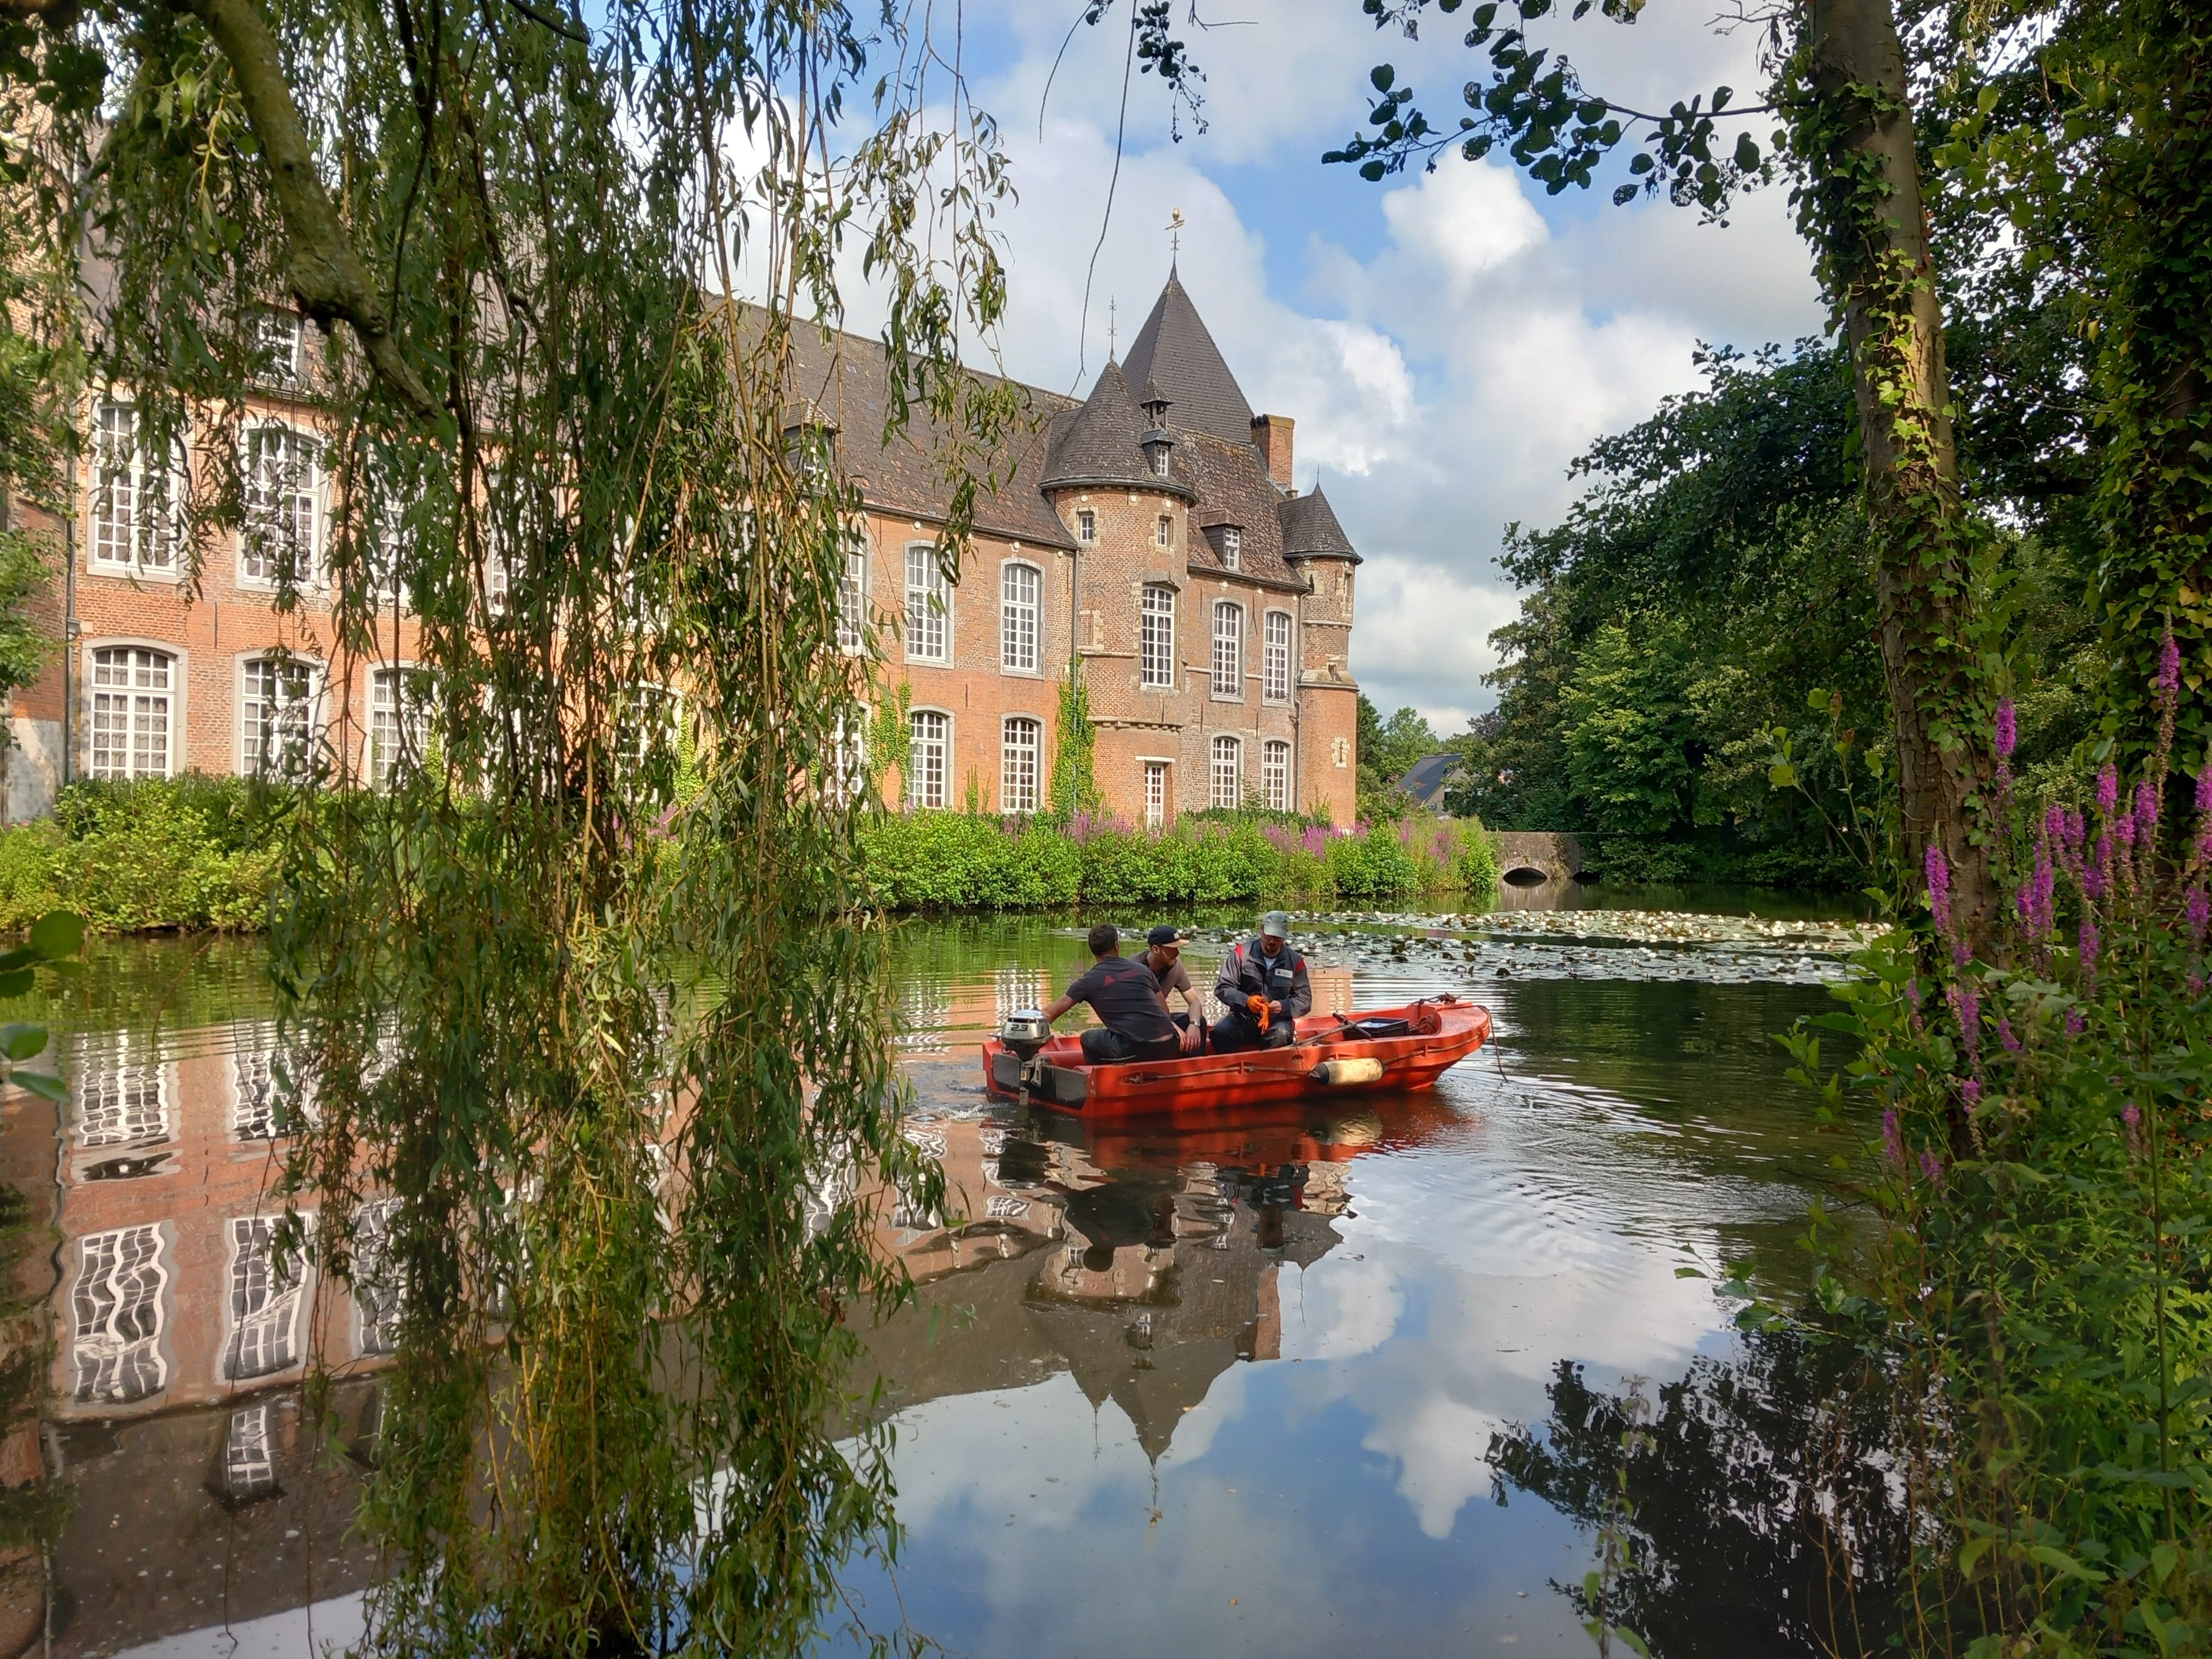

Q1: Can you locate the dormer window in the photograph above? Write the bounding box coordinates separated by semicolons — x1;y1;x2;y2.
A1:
255;311;303;388
1221;527;1242;570
1150;446;1169;478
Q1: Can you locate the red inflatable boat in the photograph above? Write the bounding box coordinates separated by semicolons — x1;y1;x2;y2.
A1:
981;994;1492;1120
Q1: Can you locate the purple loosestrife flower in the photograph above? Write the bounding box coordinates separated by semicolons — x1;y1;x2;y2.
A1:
2188;885;2210;947
1995;699;2016;760
2136;782;2159;848
1882;1110;1902;1168
1920;1149;1945;1185
1906;977;1923;1009
2098;764;2119;819
2198;767;2212;814
2066;1009;2086;1037
1949;985;1980;1056
2124;1102;2145;1158
1960;1081;1980;1107
2117;812;2136;850
2160;634;2183;697
1926;844;1952;936
1998;1017;2021;1053
2079;917;2100;973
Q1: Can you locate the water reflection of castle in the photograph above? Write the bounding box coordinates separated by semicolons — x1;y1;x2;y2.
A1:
861;1097;1420;1464
0;1022;394;1424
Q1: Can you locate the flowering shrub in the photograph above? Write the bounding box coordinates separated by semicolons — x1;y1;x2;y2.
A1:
1786;636;2212;1652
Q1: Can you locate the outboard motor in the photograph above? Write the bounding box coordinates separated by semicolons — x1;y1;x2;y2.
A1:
997;1009;1053;1107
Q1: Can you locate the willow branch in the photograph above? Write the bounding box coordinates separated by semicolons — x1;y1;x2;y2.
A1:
169;0;439;418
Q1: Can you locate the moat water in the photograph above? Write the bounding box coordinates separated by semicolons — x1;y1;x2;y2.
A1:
6;884;1895;1658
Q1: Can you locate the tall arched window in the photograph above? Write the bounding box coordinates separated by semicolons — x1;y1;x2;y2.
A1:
908;709;949;808
1001;562;1040;672
1211;601;1243;697
1264;611;1294;703
241;423;321;586
837;540;870;655
1140;584;1176;688
1001;716;1041;813
1263;740;1291;812
905;544;951;664
89;646;175;780
1210;735;1242;809
241;654;318;779
91;403;183;575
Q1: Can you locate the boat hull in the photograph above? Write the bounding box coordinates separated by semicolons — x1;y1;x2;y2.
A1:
981;995;1491;1119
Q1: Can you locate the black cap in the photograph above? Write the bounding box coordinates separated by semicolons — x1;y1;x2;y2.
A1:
1146;924;1190;948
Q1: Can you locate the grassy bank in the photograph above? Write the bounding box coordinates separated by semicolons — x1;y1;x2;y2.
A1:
857;808;1500;911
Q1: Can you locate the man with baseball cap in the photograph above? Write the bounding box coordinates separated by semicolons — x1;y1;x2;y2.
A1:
1142;924;1206;1053
1211;910;1310;1053
1039;922;1184;1065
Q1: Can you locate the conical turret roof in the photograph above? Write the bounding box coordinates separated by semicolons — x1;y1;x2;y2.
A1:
1278;485;1360;563
1043;360;1189;494
1123;271;1255;446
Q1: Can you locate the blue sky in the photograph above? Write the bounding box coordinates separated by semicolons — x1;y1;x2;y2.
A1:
894;1;1828;731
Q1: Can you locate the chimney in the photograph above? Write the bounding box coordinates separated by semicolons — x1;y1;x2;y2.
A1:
1251;414;1295;491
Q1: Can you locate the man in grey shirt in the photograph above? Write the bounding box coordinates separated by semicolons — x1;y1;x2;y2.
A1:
1143;924;1204;1053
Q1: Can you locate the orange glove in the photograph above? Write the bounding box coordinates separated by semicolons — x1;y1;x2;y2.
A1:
1246;993;1270;1033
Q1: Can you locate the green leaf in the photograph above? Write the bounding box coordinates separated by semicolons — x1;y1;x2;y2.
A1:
2027;1545;2107;1583
30;911;83;962
12;1072;65;1104
1674;1265;1707;1278
1768;762;1797;788
1958;1534;1994;1577
0;1023;47;1062
1369;63;1395;93
1733;131;1760;170
0;970;33;1001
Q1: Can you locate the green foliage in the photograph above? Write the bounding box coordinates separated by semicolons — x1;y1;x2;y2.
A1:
1047;671;1103;819
858;809;1495;910
0;777;275;932
1355;693;1441;818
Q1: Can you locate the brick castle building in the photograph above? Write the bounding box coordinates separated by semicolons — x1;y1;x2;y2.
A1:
2;267;1361;823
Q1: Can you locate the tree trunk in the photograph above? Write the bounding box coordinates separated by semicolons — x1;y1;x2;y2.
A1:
1805;0;1994;944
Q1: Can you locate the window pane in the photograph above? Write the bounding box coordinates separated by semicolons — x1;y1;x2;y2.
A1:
89;647;174;780
1140;586;1175;689
1144;761;1168;829
1001;563;1039;672
71;1225;170;1406
905;545;949;663
371;667;432;789
1264;612;1293;702
1210;736;1240;809
224;1215;307;1381
907;710;948;809
242;656;315;779
1001;716;1040;813
1211;602;1242;697
1264;741;1290;812
838;544;870;654
243;427;319;584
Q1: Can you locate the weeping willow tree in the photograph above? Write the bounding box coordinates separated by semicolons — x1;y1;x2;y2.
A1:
6;0;1014;1649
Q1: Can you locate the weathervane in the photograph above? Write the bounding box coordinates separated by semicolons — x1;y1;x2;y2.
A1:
1166;208;1186;265
1108;296;1117;360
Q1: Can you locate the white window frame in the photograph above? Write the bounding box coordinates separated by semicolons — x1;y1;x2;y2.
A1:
370;664;433;789
1264;610;1294;703
239;653;323;780
905;543;952;665
223;1213;311;1382
1150;447;1170;479
907;708;950;809
352;1198;404;1358
1220;526;1242;571
1140;584;1176;689
829;704;870;807
221;1399;280;1501
229;1020;316;1141
255;310;305;388
240;421;323;587
1001;715;1041;814
1000;561;1041;674
1155;515;1172;549
1211;601;1244;698
1143;760;1169;830
1263;740;1291;812
1210;734;1242;809
1076;509;1096;544
70;1224;170;1406
837;540;871;655
89;402;185;578
87;642;179;780
73;1032;173;1157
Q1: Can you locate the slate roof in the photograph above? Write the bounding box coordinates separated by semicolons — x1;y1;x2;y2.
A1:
1122;269;1256;446
1039;360;1193;498
1180;428;1307;590
780;318;1079;548
1398;752;1465;809
1278;485;1361;564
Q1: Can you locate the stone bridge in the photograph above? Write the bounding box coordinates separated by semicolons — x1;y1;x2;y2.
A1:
1489;831;1589;889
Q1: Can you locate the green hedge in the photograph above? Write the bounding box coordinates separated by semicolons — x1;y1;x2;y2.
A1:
857;809;1500;911
0;776;278;932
